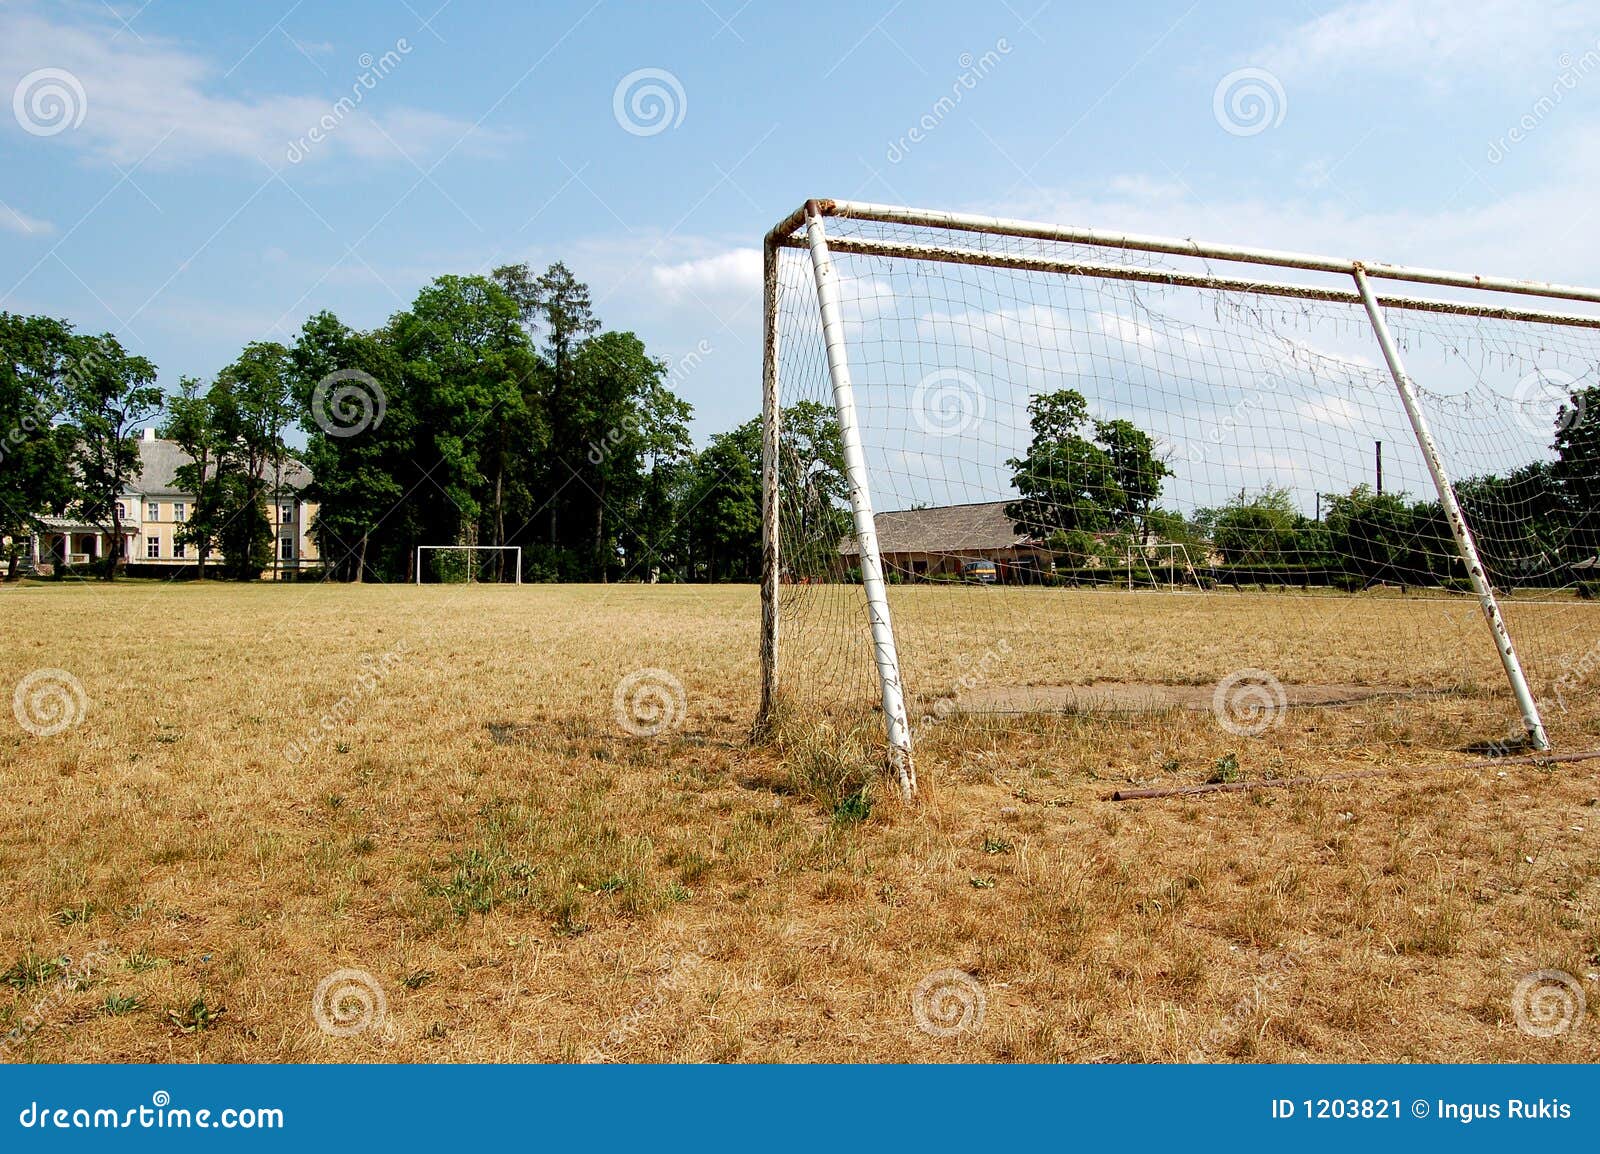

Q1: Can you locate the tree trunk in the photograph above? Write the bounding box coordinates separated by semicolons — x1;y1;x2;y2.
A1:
494;469;505;582
104;506;122;581
593;480;606;582
358;533;369;583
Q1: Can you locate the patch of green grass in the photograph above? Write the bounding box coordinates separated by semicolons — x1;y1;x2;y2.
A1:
167;999;225;1033
99;993;142;1016
424;847;538;918
401;969;435;991
831;786;872;826
982;834;1014;855
1207;753;1241;784
50;902;96;926
2;952;67;990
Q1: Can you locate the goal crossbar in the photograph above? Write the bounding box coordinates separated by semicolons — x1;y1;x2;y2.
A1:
760;199;1600;798
768;199;1600;311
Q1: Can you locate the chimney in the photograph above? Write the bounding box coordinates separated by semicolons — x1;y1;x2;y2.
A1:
142;427;157;442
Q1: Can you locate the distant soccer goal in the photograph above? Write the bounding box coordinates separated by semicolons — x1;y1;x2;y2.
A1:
415;546;523;584
759;200;1600;798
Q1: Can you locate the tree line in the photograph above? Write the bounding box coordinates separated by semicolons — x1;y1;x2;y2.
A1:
1003;387;1598;588
1;264;776;582
3;322;1595;585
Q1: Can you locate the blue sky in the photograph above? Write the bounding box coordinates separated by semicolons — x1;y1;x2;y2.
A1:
4;0;1600;446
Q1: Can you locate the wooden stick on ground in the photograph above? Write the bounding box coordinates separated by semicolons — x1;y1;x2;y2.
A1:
1108;748;1600;802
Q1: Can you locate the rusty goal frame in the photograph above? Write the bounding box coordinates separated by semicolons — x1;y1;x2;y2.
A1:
759;198;1600;800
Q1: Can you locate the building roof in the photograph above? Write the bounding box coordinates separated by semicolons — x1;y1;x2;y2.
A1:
839;500;1034;556
38;515;105;533
126;436;313;497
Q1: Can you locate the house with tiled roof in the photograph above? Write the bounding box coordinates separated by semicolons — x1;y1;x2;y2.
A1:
838;499;1053;582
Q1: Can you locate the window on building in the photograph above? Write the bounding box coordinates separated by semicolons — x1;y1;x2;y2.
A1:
146;537;160;559
279;537;295;561
279;504;294;524
147;501;160;521
115;501;127;520
173;541;186;559
173;502;186;522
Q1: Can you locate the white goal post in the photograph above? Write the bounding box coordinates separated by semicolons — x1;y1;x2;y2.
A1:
761;199;1600;799
414;545;523;584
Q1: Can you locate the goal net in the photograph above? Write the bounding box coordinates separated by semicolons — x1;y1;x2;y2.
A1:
760;201;1600;798
415;546;523;584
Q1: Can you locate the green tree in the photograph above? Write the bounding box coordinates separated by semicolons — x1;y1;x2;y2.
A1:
1455;463;1564;586
777;399;850;579
1553;385;1598;561
0;314;74;576
289;311;408;581
1093;417;1172;538
58;334;162;579
1324;485;1430;585
161;375;226;577
1005;389;1129;550
1197;486;1309;567
390;274;538;577
210;342;296;579
686;418;763;581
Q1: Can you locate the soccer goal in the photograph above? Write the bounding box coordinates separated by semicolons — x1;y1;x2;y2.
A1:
415;545;523;584
759;200;1600;799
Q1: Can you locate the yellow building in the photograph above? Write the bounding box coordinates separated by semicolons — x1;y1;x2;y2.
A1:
28;429;323;579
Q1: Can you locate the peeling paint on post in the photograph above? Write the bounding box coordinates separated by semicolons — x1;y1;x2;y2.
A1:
1353;264;1550;751
802;201;917;800
758;235;781;732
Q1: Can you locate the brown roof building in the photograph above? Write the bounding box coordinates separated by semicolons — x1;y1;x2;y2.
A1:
839;500;1051;581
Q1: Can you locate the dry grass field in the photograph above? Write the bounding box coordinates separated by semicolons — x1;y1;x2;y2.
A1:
3;579;1600;1064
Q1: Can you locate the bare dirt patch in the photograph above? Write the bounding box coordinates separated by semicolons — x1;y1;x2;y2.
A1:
953;681;1430;714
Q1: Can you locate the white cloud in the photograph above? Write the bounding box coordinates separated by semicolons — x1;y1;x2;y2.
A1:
650;248;762;297
0;6;506;168
1260;0;1595;87
1297;394;1367;431
1004;123;1600;294
0;201;53;235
